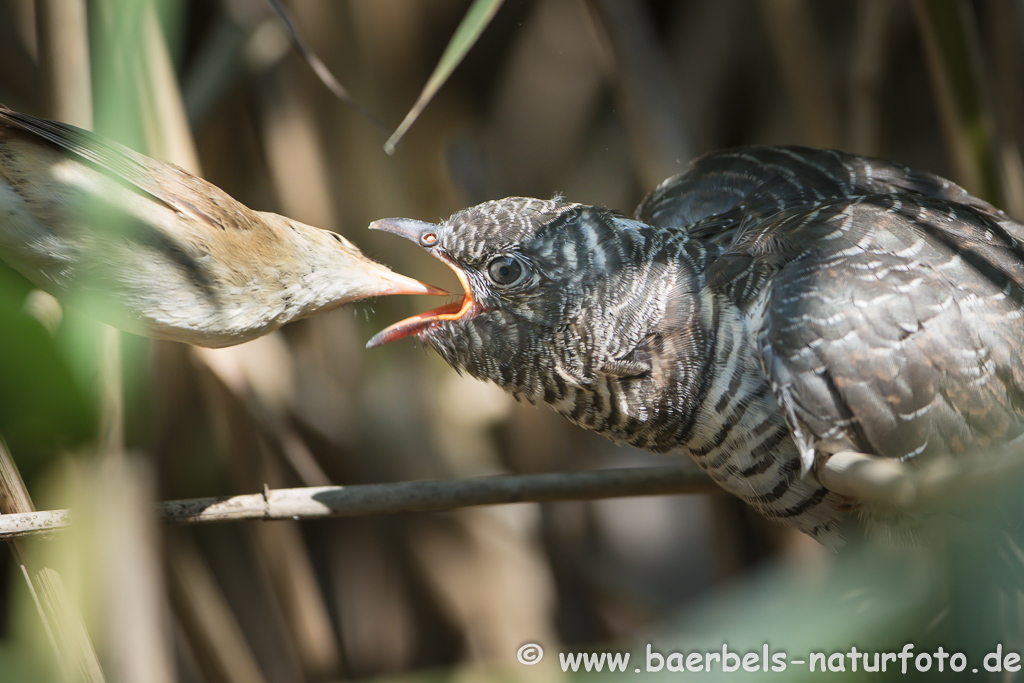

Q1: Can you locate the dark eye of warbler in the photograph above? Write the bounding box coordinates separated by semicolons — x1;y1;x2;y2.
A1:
487;255;524;286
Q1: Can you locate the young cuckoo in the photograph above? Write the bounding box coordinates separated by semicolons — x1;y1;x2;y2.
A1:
369;147;1024;549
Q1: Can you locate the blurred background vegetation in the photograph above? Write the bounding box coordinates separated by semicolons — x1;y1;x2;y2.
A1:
0;0;1022;681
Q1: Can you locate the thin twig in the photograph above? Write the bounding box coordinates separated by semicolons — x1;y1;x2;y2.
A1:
264;0;384;132
0;466;715;540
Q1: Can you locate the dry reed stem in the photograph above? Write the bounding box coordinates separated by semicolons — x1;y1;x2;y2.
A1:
847;0;894;155
0;440;106;682
0;466;715;540
166;533;271;683
8;4;109;679
4;447;1024;542
36;0;92;127
193;342;341;675
587;0;692;187
0;440;71;680
34;568;107;683
88;457;176;683
756;0;842;148
911;0;1003;203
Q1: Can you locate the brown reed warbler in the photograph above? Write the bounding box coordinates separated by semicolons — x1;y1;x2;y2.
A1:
0;106;445;347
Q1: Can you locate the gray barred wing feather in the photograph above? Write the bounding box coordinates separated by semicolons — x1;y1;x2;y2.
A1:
637;145;1022;245
716;193;1024;474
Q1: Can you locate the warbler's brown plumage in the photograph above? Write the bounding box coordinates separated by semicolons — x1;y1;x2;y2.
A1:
369;147;1024;548
0;106;443;347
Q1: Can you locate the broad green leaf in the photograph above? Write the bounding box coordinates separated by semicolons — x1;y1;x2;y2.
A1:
0;263;97;471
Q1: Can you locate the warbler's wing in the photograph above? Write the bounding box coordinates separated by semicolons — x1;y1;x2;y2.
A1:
708;193;1024;471
0;106;240;231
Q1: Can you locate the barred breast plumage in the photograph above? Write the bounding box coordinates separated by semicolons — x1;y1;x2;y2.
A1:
368;146;1024;549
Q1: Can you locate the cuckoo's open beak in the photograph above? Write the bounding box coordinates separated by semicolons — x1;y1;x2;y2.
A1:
366;218;479;348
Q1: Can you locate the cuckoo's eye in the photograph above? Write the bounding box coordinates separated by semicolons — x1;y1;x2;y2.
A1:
486;255;527;286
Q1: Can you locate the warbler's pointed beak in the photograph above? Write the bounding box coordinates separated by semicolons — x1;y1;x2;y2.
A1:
365;263;449;297
369;218;441;247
